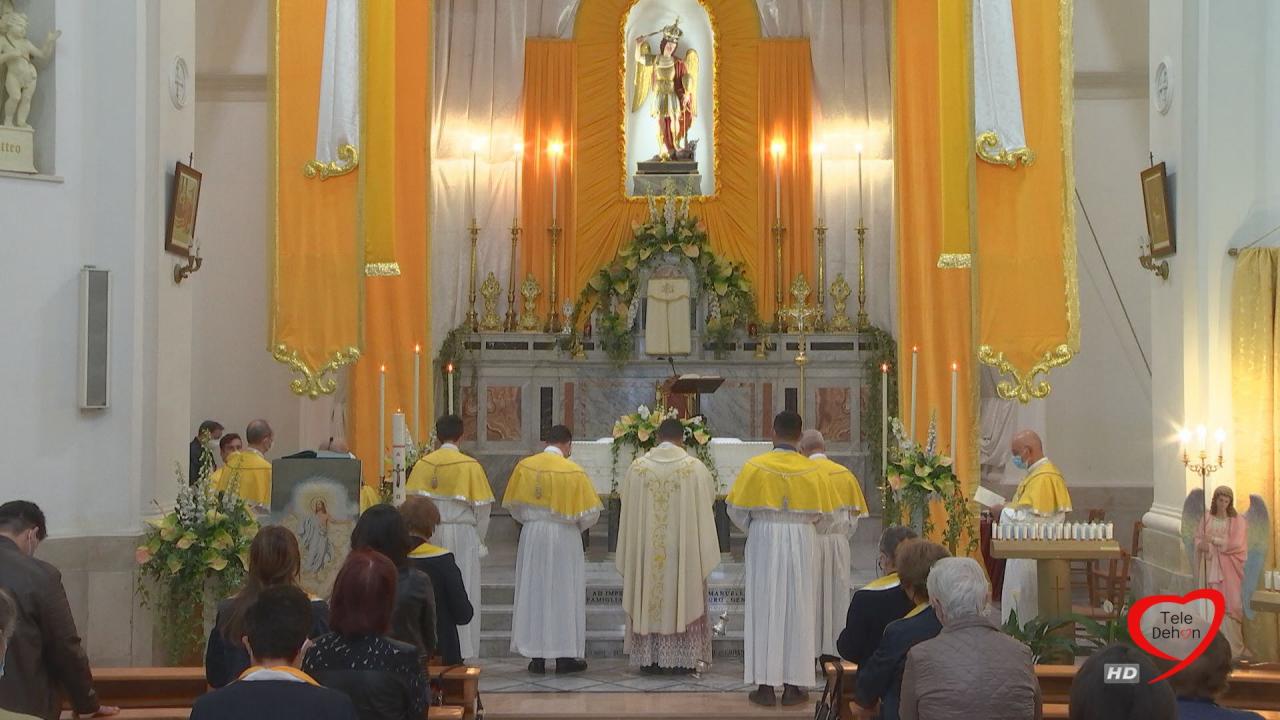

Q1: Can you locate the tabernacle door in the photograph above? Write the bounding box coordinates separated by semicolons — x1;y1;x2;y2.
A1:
645;277;692;355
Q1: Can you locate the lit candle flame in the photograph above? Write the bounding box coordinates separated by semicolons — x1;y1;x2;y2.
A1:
951;362;958;371
470;136;485;153
770;139;785;157
513;141;524;155
812;141;826;155
881;363;889;372
380;365;386;373
855;142;864;155
414;344;420;353
548;141;565;156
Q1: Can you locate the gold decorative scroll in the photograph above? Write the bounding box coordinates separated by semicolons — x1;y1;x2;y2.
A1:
977;344;1074;403
364;262;401;277
975;131;1034;169
936;253;972;269
272;344;361;398
303;143;359;179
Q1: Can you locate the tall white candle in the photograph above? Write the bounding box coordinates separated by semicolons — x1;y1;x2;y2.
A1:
950;362;958;456
412;344;421;444
815;143;825;221
881;363;889;477
548;142;564;226
392;412;407;505
909;346;919;440
1196;425;1207;455
513;142;523;224
856;143;865;223
771;140;784;220
378;365;387;480
446;363;456;415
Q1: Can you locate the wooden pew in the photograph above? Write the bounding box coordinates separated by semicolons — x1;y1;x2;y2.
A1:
828;660;1280;719
66;665;479;719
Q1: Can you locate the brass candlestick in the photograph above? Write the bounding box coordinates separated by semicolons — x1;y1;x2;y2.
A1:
781;274;820;420
814;221;828;332
773;219;786;332
479;272;503;331
856;221;870;330
504;220;522;331
545;223;563;333
464;218;480;331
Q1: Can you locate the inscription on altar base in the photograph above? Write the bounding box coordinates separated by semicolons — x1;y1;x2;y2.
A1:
0;126;36;174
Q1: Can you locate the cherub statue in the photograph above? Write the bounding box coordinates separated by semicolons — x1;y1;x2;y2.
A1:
631;18;699;162
1181;486;1270;658
0;7;59;129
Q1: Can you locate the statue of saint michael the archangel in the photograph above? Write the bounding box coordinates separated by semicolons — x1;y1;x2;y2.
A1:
631;18;700;162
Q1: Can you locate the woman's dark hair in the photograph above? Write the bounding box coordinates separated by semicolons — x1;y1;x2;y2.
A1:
1166;631;1232;700
351;504;412;568
222;526;302;642
878;525;918;563
329;549;397;638
1069;644;1176;720
400;496;442;543
894;539;950;601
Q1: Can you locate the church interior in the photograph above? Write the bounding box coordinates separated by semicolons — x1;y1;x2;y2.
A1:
3;0;1280;718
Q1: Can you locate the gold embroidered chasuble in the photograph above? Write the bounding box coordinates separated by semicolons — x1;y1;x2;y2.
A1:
615;444;721;636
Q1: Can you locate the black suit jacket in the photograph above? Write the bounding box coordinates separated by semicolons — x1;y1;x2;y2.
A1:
853;606;943;720
0;536;98;720
408;544;474;665
205;598;330;688
837;577;914;664
190;679;357;720
190;438;206;484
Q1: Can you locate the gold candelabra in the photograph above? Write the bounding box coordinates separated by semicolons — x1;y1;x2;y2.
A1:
1180;427;1226;586
856;221;870;330
504;220;522;331
545;223;563;333
814;221;828;332
773;219;786;332
464;218;480;331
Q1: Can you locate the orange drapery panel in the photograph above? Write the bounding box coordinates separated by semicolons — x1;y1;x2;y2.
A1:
519;40;578;317
976;0;1078;378
350;0;431;484
270;0;362;389
894;0;978;502
571;0;761;310
757;39;815;320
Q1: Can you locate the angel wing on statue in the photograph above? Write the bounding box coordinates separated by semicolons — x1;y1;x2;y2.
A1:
631;17;699;162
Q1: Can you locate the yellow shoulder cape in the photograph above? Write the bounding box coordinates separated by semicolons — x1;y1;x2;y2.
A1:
502;452;602;519
406;448;495;506
812;456;868;516
408;541;451;559
862;572;901;591
218;450;272;507
726;450;837;513
1010;460;1072;515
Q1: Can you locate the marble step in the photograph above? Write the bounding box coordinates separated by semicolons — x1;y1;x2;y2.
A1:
479;629;747;660
480;604;748;633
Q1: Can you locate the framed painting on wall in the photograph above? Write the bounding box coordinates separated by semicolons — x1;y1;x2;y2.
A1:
165;161;202;257
1141;162;1176;258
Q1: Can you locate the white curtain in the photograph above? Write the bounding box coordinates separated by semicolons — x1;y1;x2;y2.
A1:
430;0;895;343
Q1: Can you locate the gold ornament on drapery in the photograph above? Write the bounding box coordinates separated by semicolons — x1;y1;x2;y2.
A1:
271;344;361;399
976;344;1074;403
975;131;1035;169
303;143;359;179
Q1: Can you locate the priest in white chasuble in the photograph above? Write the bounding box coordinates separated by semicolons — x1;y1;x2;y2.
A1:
616;418;721;674
216;419;274;510
405;414;494;660
728;411;838;707
504;425;602;674
998;429;1072;624
799;429;869;660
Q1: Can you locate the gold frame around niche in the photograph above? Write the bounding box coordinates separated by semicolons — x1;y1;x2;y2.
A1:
617;0;721;201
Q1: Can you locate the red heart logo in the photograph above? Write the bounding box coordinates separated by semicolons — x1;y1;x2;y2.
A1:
1126;589;1225;684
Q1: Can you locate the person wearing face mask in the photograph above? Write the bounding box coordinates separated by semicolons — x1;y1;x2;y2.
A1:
993;429;1072;624
0;501;118;720
217;419;275;511
190;420;225;484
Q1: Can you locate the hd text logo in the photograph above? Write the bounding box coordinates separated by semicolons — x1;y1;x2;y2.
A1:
1103;664;1141;684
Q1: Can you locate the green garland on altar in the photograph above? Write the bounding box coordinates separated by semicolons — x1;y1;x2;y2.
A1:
567;197;758;366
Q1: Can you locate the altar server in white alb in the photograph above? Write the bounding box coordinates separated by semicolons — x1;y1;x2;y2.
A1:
799;429;868;660
504;425;603;674
405;414;494;660
616;418;721;674
728;411;838;707
996;429;1072;624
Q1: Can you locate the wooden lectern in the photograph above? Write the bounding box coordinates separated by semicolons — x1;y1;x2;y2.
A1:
990;539;1123;621
661;374;724;418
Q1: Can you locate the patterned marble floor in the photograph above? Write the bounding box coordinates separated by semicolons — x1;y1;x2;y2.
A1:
474;657;823;694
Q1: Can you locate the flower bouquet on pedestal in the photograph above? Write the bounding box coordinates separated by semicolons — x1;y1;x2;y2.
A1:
886;413;975;553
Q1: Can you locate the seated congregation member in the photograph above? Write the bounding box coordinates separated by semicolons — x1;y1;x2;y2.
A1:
350;505;437;657
0;589;39;720
0;501;117;720
304;550;430;720
1164;631;1263;720
837;525;918;664
206;526;330;688
852;539;948;720
898;557;1039;720
191;586;356;720
400;496;474;665
1068;644;1176;720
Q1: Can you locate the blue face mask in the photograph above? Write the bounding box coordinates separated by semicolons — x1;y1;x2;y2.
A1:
1011;455;1028;471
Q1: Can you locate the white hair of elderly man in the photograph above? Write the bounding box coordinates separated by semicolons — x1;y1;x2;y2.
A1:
926;557;991;623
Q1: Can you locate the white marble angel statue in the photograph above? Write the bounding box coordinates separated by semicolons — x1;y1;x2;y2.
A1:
0;3;59;129
631;17;699;162
1181;486;1270;658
